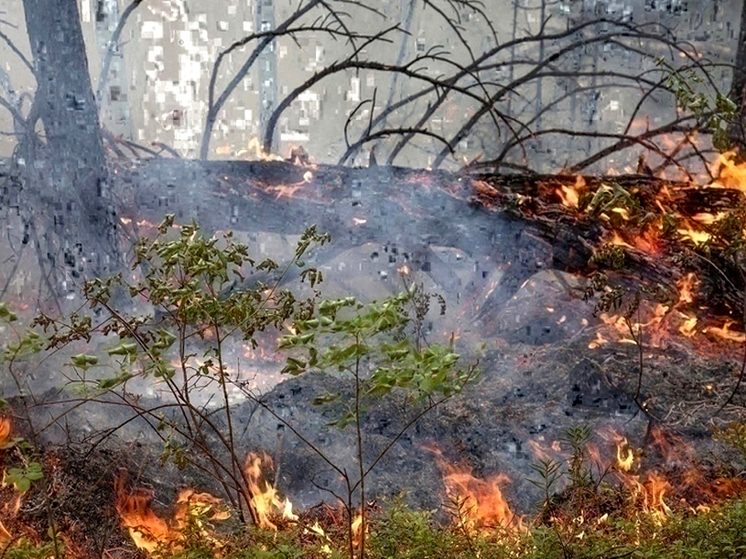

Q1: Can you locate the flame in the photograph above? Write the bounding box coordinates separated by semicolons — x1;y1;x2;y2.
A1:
0;416;10;447
557;176;584;209
598;313;635;343
115;475;230;553
677;223;711;245
705;320;746;343
676;273;698;305
642;473;672;520
615;438;635;472
245;452;297;530
236;137;284;161
351;512;365;550
426;443;521;531
115;477;174;552
713;151;746;191
598;428;680;522
588;331;609;348
427;450;520;533
630;227;663;255
444;468;520;531
678;313;698;337
608;231;633;249
692;212;725;225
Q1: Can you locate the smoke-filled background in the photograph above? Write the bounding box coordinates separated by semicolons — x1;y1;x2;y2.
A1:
0;0;741;171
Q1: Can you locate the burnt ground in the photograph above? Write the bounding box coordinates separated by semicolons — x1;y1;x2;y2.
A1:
4;311;745;554
4;267;746;555
4;161;746;550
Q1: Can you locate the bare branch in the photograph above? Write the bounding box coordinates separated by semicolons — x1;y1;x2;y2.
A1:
338;127;454;166
0;27;34;74
95;0;145;107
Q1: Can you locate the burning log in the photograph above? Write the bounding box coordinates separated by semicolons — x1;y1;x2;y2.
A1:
119;156;746;331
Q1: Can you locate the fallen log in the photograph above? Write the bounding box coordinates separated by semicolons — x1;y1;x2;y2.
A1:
116;159;746;323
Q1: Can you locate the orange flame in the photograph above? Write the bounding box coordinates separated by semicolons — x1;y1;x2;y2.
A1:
245;452;298;530
615;438;635;472
0;416;10;448
557;176;584;209
444;468;520;531
427;443;521;531
705;320;746;343
691;212;725;225
677;223;711;245
713;151;746;192
115;477;174;552
678;313;698;337
115;475;230;553
676;273;698;305
641;473;672;521
351;512;366;550
236;137;284;161
608;231;633;249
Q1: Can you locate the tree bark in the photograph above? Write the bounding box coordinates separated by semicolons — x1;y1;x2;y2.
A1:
21;0;120;286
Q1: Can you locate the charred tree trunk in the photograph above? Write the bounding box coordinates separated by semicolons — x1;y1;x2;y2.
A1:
21;0;120;290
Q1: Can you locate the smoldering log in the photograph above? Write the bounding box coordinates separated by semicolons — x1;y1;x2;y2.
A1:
117;159;746;323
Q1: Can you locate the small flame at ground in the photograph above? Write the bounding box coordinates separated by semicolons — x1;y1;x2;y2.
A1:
713;151;746;192
0;417;10;447
245;452;298;530
115;474;230;553
615;438;635;472
676;273;698;305
0;417;12;542
557;176;584;209
444;468;521;531
426;446;521;532
115;477;173;552
705;320;746;343
236;137;284;161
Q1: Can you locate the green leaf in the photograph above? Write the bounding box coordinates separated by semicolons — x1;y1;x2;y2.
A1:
97;373;134;389
70;353;99;370
106;341;138;356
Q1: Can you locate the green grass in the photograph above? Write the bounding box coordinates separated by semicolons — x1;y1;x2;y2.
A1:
6;495;746;559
